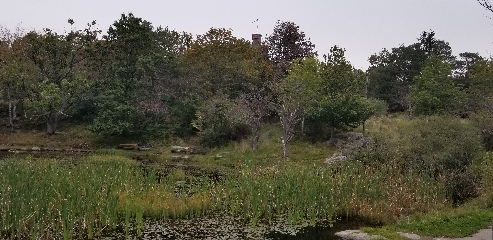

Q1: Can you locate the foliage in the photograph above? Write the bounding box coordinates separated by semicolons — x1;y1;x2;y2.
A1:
273;57;319;157
368;31;455;112
359;115;483;204
410;55;464;116
192;93;250;147
305;46;372;140
15;21;100;134
180;28;262;99
91;14;187;138
266;20;316;79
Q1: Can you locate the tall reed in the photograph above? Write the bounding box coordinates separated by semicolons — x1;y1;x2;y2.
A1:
220;160;447;225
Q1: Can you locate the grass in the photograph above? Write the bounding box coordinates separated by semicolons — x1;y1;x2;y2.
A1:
2;116;492;239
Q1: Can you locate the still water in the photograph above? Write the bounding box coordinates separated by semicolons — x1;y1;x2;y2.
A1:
97;214;368;240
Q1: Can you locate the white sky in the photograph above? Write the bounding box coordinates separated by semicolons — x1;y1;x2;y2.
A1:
2;0;493;70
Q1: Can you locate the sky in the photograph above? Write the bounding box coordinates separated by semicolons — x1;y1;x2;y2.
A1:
2;0;493;70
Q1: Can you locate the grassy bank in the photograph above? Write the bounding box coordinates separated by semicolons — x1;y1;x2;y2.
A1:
1;115;490;239
0;152;448;239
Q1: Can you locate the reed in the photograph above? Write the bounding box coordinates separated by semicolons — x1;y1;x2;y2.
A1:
220;160;447;225
0;154;177;239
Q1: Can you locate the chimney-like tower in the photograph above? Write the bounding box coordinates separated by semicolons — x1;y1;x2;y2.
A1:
252;34;262;47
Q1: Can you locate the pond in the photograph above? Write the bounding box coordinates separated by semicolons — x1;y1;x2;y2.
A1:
97;214;368;240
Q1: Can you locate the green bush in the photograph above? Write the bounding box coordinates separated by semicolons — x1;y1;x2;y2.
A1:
192;94;250;147
356;116;484;204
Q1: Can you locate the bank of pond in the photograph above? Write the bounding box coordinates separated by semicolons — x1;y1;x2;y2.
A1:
0;153;448;239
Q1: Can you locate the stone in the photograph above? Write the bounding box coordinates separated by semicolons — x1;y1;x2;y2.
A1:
335;230;386;240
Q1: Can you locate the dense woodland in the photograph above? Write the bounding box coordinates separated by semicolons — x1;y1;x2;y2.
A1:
0;13;493;156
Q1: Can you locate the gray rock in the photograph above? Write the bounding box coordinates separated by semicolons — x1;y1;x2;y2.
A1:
335;230;386;240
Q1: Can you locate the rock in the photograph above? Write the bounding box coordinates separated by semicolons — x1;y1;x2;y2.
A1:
171;146;207;154
397;232;422;239
335;230;386;240
325;132;374;164
325;153;347;164
31;147;41;151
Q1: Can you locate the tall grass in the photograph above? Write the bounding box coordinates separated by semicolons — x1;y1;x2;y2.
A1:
0;155;220;239
219;160;447;226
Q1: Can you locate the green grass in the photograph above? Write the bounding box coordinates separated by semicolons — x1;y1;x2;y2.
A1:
393;207;493;237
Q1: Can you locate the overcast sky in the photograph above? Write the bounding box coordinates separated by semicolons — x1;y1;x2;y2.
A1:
2;0;493;70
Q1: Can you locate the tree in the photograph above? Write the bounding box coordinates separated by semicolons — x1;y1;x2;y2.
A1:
92;13;187;137
192;92;249;147
22;20;99;134
238;87;271;150
467;59;493;112
180;28;261;100
306;46;372;140
478;0;493;13
0;26;35;132
410;55;463;116
454;52;483;88
266;21;316;80
367;31;455;112
273;57;319;158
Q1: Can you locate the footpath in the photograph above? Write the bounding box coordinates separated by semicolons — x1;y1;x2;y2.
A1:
336;227;492;240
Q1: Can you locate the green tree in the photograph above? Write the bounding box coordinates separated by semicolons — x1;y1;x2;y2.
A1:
410;55;463;116
0;26;36;132
192;92;249;147
306;46;372;140
180;28;261;100
367;31;455;112
273;57;319;158
22;20;99;134
92;13;187;137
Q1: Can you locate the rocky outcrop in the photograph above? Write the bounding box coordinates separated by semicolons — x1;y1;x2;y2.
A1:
325;132;373;164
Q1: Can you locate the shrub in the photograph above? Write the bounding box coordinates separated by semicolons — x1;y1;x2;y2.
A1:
192;93;250;147
355;115;484;204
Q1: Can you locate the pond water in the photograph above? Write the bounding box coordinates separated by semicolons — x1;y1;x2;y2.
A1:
97;214;368;240
0;151;370;239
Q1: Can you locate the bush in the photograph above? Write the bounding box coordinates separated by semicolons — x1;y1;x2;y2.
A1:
355;115;484;204
192;94;250;147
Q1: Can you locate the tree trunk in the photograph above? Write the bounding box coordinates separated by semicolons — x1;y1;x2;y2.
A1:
8;102;14;132
46;112;61;135
301;117;305;136
252;135;259;150
282;137;288;158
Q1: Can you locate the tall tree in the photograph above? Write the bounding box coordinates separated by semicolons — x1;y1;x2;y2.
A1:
266;21;316;80
410;55;463;116
22;20;99;134
367;31;455;112
0;26;34;132
180;28;261;100
306;46;372;140
274;57;319;158
92;13;186;137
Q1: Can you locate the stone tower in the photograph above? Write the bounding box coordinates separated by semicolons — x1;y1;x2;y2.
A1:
252;33;262;47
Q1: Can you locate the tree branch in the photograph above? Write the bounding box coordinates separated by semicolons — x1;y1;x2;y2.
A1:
478;0;493;13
